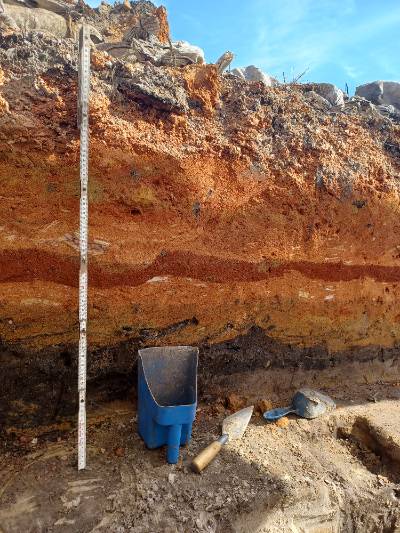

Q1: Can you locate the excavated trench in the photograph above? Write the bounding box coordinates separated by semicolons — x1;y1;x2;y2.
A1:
337;417;400;483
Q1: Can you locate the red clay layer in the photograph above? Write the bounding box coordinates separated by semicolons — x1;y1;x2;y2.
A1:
1;249;400;288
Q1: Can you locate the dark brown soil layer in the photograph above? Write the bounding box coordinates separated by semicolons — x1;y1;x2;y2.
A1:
2;326;399;429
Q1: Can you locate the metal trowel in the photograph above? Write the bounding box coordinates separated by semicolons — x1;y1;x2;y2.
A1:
263;388;336;421
191;406;254;473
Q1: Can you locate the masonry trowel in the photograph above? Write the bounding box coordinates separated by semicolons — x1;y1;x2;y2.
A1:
191;406;254;473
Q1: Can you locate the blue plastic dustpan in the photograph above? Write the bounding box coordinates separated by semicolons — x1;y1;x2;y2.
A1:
138;346;198;464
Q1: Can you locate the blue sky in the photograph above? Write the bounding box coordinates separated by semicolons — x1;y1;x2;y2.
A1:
92;0;400;94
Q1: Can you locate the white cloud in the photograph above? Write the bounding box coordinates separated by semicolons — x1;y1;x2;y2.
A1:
343;64;362;79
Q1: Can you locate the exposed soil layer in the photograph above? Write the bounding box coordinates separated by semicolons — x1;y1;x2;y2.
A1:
2;326;400;429
2;25;400;359
5;249;400;287
1;1;400;445
2;3;400;530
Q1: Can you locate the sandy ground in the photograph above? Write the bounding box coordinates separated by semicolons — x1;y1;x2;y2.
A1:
1;380;400;533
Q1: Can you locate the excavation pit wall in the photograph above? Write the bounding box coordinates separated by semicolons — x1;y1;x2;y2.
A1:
1;5;400;529
1;18;400;443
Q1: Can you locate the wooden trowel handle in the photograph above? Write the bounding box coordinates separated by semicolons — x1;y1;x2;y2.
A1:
191;435;229;473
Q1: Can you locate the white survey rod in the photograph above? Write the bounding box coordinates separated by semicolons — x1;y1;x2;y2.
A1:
77;24;91;471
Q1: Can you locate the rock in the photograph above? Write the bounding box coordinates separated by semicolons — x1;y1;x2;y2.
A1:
123;9;162;42
343;95;375;113
4;0;77;17
98;1;110;15
231;67;246;80
304;90;333;110
3;4;68;36
2;3;103;41
97;0;200;67
356;81;400;111
231;65;277;86
115;62;189;113
243;65;273;85
97;40;142;62
308;83;345;107
342;96;400;124
215;51;234;74
377;105;396;122
98;37;204;68
160;40;204;67
121;1;169;44
377;104;398;116
0;0;19;32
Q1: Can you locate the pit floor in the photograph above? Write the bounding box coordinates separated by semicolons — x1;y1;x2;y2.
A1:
1;378;400;533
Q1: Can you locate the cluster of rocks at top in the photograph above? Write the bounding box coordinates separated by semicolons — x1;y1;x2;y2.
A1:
0;0;399;123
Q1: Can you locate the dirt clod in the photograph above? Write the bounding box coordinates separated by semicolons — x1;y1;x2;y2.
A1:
225;393;248;411
255;399;273;415
275;416;290;428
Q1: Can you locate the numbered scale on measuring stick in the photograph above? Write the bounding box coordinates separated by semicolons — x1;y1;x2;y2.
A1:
77;25;91;471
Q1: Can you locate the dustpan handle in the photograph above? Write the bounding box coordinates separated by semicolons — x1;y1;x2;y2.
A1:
263;406;294;421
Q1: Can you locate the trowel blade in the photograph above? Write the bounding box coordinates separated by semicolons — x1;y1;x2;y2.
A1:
222;406;254;441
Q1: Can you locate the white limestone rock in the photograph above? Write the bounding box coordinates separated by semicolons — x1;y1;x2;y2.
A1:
310;83;345;107
231;65;277;86
356;81;400;111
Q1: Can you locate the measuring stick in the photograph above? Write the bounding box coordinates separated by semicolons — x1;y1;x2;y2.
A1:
77;25;91;471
